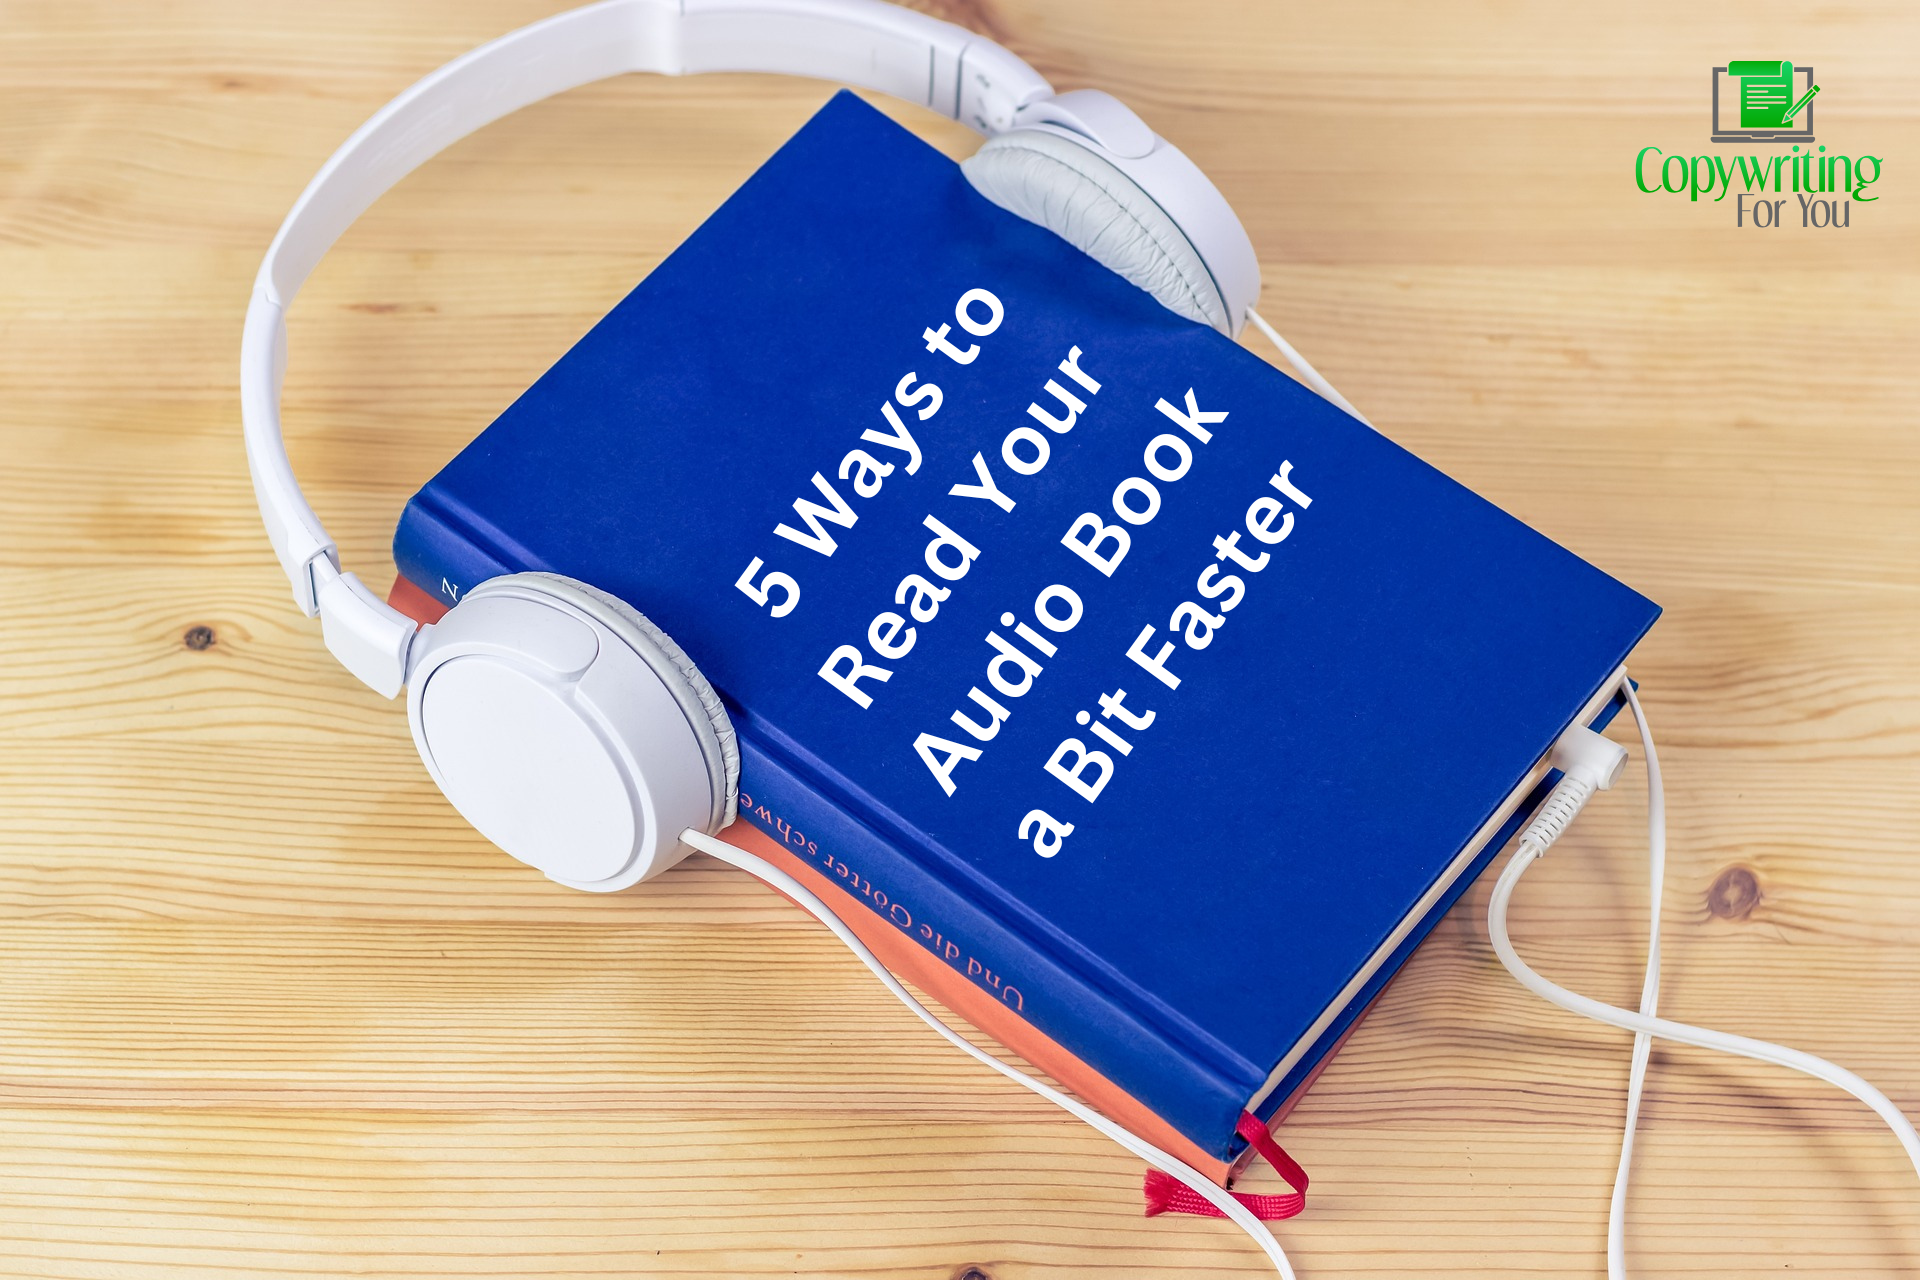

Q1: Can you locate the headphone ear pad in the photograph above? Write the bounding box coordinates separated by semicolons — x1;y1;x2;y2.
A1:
962;129;1231;334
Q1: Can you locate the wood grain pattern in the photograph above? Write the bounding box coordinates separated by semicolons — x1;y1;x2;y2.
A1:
3;1;1918;1276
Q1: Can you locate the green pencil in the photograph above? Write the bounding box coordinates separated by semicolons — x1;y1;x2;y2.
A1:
1782;83;1821;123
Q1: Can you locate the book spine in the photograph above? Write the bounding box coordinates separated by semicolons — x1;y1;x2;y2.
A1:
391;489;517;610
729;732;1260;1161
718;819;1248;1185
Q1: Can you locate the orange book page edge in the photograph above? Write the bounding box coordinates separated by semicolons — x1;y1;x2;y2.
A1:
390;573;451;623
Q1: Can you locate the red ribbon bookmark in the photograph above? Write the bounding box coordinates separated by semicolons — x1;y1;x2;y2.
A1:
1142;1111;1308;1221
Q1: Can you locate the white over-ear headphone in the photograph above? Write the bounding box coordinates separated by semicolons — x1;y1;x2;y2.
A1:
241;0;1262;892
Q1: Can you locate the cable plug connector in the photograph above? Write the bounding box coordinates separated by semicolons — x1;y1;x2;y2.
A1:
1519;723;1630;857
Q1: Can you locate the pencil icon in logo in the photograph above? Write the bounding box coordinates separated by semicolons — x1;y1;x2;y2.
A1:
1781;83;1821;123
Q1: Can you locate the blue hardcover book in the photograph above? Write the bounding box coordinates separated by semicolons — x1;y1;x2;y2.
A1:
392;91;1659;1165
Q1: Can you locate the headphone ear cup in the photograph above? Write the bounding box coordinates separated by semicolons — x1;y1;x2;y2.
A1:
520;573;739;832
962;129;1231;334
405;572;735;892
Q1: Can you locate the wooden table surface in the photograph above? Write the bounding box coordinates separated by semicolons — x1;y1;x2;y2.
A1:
4;2;1918;1276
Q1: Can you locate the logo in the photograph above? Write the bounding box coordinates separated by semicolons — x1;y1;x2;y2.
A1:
1633;59;1881;227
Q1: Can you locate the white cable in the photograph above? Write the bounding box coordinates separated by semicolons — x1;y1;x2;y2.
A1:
680;827;1299;1279
1609;681;1663;1279
1487;684;1920;1276
1245;307;1371;426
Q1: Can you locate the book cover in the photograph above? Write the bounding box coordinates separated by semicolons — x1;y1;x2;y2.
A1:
391;90;1660;1165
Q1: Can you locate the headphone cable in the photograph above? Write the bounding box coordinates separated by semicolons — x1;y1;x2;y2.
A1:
680;826;1301;1278
1245;308;1370;426
1488;680;1920;1277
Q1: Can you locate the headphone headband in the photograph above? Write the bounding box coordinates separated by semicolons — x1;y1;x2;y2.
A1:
241;0;1053;695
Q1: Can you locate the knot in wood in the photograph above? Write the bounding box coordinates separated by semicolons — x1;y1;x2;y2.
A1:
1707;864;1762;921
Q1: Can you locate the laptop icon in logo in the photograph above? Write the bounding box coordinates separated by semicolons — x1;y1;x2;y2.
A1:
1712;61;1819;143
